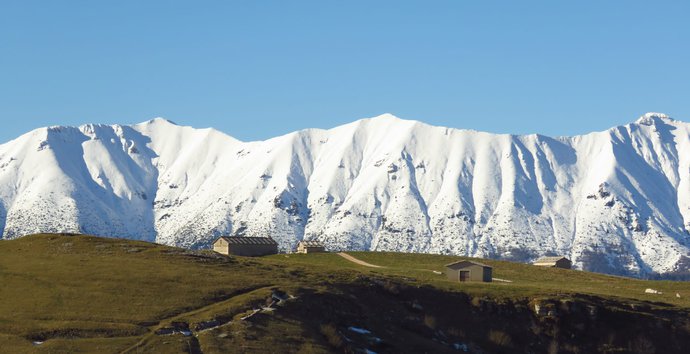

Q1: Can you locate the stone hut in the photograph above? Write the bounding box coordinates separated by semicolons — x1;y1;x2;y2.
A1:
296;240;325;254
445;260;492;282
213;236;278;256
533;256;572;269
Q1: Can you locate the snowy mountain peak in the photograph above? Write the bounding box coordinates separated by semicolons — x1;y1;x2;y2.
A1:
1;113;690;278
370;112;403;120
358;113;415;125
635;112;673;125
141;117;178;126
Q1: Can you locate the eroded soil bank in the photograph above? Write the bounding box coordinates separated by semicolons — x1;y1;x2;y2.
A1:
250;276;690;354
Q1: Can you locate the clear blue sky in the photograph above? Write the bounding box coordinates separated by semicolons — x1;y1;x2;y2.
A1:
1;1;689;143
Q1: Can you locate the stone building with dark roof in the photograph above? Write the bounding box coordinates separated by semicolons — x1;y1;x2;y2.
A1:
533;256;572;269
444;260;492;282
213;236;278;256
296;240;325;254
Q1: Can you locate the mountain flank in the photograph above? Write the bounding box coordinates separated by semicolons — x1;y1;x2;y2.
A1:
1;113;690;277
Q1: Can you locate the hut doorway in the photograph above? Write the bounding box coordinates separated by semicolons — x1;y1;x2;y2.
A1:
459;270;470;282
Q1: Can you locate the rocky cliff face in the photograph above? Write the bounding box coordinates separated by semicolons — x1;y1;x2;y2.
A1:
1;113;690;277
308;276;690;353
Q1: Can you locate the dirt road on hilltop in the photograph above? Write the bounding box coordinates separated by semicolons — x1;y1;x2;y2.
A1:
337;252;384;268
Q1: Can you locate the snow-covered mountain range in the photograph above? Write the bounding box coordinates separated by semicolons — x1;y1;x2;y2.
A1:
1;113;690;278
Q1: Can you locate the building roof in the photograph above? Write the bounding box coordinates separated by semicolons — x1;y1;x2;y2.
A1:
217;236;278;245
444;260;492;269
298;240;324;247
533;256;570;264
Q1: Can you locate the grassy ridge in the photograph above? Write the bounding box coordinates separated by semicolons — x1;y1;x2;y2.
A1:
265;251;690;307
1;234;689;353
0;234;326;352
350;252;690;307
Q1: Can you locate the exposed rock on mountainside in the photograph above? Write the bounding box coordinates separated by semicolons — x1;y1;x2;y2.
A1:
1;113;690;277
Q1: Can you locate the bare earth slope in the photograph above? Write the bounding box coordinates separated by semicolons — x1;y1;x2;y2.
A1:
1;113;690;277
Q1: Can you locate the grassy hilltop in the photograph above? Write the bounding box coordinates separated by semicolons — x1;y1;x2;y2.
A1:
1;234;689;353
270;251;690;307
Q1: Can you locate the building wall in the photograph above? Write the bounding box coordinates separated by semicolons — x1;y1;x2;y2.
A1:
213;239;229;255
227;244;278;256
304;246;325;253
445;264;492;282
297;244;325;253
555;259;572;269
534;259;572;269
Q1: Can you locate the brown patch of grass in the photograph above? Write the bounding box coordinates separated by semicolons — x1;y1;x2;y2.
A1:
423;314;437;330
488;329;513;347
319;323;343;349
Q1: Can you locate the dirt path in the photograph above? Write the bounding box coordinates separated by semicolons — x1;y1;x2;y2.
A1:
337;252;384;268
120;285;273;354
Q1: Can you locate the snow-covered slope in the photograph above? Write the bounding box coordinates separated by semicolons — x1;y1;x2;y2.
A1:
1;113;690;277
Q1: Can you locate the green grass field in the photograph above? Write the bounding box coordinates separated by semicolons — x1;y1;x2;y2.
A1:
0;234;334;353
265;251;690;308
1;234;689;353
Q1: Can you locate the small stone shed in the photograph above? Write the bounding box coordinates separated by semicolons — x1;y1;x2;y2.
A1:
445;260;492;282
213;236;278;257
533;256;572;269
296;240;325;254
